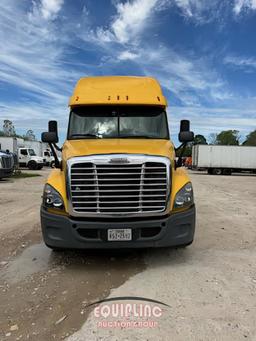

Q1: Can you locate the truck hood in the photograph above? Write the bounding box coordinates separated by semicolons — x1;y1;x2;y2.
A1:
31;156;44;162
62;139;175;161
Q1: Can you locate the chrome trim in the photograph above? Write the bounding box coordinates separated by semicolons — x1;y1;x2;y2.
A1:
139;163;145;212
1;155;14;169
67;154;171;218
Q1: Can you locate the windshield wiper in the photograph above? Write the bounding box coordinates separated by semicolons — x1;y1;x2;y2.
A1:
70;133;100;139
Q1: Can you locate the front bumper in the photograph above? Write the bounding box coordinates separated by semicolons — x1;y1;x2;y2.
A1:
41;205;196;249
0;168;13;178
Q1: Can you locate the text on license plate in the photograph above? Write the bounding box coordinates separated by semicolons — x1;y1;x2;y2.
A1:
108;229;132;241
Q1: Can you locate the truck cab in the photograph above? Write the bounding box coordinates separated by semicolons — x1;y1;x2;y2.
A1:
18;148;44;170
43;150;54;167
41;76;195;250
43;149;61;168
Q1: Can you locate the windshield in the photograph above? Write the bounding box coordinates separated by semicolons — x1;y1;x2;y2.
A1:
28;149;36;156
68;106;169;139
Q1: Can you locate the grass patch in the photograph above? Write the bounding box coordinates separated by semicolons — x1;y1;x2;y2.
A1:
11;171;41;178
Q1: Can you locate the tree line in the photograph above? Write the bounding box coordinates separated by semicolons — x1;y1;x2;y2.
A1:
0;120;255;149
195;129;256;146
0;120;36;141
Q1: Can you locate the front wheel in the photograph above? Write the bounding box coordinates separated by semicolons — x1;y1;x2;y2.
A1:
28;161;37;170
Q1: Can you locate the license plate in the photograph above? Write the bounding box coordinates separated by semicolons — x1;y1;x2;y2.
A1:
107;229;132;241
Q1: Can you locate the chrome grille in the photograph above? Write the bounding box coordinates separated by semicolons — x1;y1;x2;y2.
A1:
68;155;170;217
1;155;13;169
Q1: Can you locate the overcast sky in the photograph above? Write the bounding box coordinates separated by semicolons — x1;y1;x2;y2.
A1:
0;0;256;144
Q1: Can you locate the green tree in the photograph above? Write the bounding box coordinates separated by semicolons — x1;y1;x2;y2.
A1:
243;130;256;146
3;119;16;136
216;130;240;145
193;134;207;145
176;143;192;157
1;120;24;138
24;129;36;141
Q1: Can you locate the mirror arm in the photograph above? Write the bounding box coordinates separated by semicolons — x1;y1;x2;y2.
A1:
48;143;61;169
53;143;62;152
175;142;187;169
175;142;186;153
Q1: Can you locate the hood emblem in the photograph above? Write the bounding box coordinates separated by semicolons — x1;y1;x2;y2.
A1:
109;157;130;164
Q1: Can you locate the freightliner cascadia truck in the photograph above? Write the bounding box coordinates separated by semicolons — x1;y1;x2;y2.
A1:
41;76;195;250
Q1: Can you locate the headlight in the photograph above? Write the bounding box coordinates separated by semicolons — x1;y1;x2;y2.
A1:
174;182;194;209
43;184;64;209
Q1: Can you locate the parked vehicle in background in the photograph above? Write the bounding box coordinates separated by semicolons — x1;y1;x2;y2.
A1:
0;137;45;170
23;141;61;167
43;149;53;167
0;150;15;179
23;140;48;158
43;149;61;168
18;148;44;170
192;145;256;175
41;76;196;251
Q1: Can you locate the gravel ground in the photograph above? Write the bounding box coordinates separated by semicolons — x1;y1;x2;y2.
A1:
0;169;255;340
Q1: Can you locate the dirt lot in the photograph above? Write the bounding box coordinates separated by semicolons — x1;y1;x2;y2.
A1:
0;169;256;340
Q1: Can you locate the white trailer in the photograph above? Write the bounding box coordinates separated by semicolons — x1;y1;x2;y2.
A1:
0;136;19;153
23;140;44;156
192;145;256;175
0;136;26;153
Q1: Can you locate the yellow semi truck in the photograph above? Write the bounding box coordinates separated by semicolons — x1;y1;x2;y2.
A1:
41;76;195;250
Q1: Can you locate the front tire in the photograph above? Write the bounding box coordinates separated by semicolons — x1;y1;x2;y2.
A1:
28;161;37;170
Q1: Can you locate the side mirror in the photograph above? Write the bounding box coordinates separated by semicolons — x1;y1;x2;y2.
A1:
49;120;58;134
178;120;194;143
41;120;59;143
41;121;61;168
180;120;190;132
179;131;194;143
41;132;59;143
